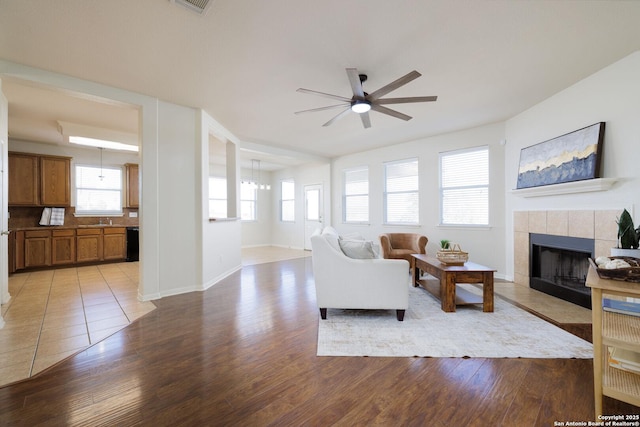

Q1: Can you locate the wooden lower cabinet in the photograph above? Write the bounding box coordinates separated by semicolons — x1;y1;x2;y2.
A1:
76;229;103;263
52;229;76;265
103;228;126;260
24;230;52;268
8;231;15;274
12;227;129;271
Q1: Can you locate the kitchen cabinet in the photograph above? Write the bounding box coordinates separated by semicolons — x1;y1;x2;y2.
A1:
15;231;25;270
103;227;126;260
8;153;39;206
11;226;128;271
8;152;71;207
40;156;71;206
586;267;640;418
24;230;51;268
52;229;76;265
125;163;139;208
76;228;103;263
8;230;15;274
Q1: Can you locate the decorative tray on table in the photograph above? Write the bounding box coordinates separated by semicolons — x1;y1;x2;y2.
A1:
589;256;640;282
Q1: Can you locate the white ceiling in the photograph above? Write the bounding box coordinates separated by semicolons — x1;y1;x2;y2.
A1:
1;1;640;168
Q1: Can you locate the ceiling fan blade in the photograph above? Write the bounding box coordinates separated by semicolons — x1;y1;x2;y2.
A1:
371;104;412;121
322;107;352;127
368;70;422;101
346;68;365;99
360;112;371;129
297;88;352;103
294;103;350;115
377;96;438;105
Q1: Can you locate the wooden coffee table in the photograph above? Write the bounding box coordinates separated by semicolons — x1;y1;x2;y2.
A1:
412;254;495;312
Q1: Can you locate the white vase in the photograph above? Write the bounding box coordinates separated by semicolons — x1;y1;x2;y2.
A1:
610;248;640;259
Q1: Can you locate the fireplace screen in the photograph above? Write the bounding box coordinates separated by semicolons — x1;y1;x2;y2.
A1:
530;233;594;309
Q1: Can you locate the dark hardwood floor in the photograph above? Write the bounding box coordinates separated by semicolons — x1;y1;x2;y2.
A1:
0;257;636;426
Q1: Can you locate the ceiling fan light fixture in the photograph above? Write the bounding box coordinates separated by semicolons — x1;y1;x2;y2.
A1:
351;100;371;114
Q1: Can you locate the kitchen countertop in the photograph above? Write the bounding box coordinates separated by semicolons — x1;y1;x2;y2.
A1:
12;225;130;231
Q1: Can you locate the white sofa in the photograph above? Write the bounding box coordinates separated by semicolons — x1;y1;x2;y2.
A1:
310;227;410;321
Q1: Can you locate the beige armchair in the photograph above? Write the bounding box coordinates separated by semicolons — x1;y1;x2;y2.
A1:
379;233;428;272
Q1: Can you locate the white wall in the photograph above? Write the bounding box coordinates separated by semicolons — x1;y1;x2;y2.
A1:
331;122;507;276
199;110;242;290
155;100;199;296
270;162;331;250
504;50;640;279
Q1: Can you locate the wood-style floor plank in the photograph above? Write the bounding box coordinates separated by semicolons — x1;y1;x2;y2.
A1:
0;257;637;426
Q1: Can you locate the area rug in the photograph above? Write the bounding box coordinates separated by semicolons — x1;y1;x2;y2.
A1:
317;284;593;358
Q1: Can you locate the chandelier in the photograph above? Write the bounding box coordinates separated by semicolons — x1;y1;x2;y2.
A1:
242;159;270;190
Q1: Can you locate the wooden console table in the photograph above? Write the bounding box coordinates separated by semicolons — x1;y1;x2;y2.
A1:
412;254;495;312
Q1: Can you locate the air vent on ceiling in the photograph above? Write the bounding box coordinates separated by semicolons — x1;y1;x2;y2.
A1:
170;0;213;15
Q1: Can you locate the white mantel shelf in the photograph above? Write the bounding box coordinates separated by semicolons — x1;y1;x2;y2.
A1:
511;178;617;198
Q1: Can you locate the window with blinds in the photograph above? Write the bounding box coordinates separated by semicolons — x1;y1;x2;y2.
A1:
343;167;369;223
439;146;489;226
281;180;295;222
384;158;419;225
75;165;122;214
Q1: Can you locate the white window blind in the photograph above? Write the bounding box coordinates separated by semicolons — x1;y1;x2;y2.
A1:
343;167;369;223
440;146;489;225
240;181;256;221
281;180;295;222
384;159;419;224
209;176;227;218
75;165;122;214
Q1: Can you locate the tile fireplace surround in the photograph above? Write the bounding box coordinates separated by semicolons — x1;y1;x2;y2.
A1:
513;210;619;287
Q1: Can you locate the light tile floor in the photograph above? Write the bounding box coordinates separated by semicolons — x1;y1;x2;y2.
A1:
0;262;156;387
492;281;592;324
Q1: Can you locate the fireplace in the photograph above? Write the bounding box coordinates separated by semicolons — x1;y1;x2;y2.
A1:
529;233;594;309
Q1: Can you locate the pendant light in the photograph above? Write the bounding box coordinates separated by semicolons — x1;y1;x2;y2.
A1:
98;147;105;180
242;159;270;190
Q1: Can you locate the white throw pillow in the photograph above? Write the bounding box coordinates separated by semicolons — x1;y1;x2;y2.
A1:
338;237;377;259
341;232;365;241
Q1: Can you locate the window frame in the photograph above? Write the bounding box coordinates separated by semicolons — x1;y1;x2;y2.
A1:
74;164;123;216
439;145;490;227
383;158;419;225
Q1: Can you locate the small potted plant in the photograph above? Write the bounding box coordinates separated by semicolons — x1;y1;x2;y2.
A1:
440;239;450;250
611;209;640;258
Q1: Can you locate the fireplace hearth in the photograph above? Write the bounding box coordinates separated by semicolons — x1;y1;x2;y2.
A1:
530;233;594;309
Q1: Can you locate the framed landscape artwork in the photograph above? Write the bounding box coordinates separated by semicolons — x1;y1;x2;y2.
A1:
516;122;605;189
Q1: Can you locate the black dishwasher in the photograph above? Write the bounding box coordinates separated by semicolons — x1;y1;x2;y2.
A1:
126;227;139;262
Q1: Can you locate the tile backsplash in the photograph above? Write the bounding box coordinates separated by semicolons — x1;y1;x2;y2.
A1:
9;206;140;229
